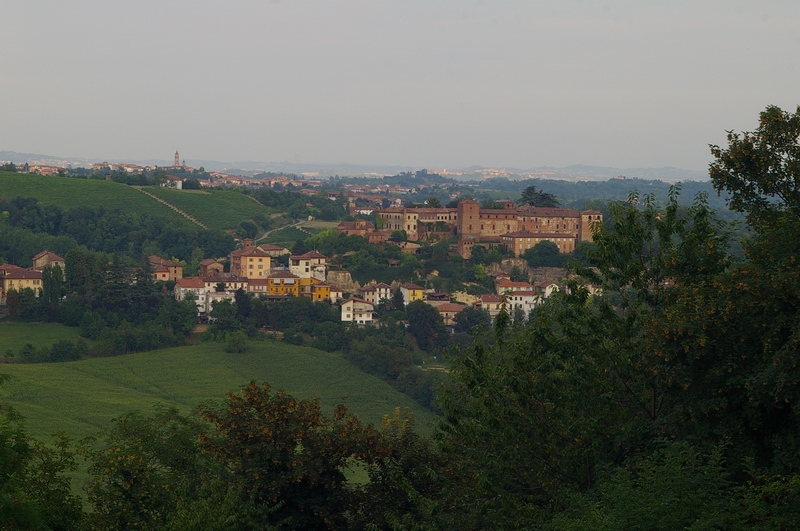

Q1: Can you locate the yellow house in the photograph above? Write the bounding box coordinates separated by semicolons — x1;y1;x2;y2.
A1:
267;271;300;297
310;282;332;302
3;270;43;300
400;282;425;305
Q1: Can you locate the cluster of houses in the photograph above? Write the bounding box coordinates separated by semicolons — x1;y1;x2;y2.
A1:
340;273;567;328
0;251;66;302
1;243;571;329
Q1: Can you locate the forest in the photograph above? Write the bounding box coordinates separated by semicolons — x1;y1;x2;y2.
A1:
2;105;800;528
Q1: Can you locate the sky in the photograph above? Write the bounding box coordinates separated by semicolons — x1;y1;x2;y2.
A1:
2;0;799;172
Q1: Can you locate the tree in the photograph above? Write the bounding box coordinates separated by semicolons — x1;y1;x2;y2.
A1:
224;330;248;353
453;306;490;335
406;300;447;351
522;240;564;268
426;196;442;208
197;382;375;528
391;287;405;312
517;185;559;207
291;239;308;256
709;105;800;228
389;230;408;243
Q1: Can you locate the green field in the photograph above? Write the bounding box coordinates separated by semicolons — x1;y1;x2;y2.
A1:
146;187;273;230
0;340;438;444
0;322;90;353
0;172;193;227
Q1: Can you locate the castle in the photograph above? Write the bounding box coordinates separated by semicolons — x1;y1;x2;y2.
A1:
376;199;601;258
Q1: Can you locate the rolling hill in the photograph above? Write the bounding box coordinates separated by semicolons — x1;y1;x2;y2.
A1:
0;339;439;444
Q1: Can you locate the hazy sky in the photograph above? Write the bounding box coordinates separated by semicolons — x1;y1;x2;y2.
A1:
2;1;799;171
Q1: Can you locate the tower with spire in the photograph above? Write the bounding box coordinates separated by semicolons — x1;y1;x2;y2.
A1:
174;150;180;168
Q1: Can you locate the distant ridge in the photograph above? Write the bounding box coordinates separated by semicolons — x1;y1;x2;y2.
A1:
0;150;707;182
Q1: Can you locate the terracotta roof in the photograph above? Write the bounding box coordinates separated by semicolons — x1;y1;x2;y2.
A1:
480;294;503;303
436;303;466;313
401;282;424;290
0;264;24;273
5;270;42;280
239;247;272;257
32;250;64;262
517;206;583;217
342;296;374;306
176;277;205;289
149;255;182;267
497;280;533;289
199;258;218;266
501;230;576;239
510;290;537;297
290;250;327;260
268;271;300;279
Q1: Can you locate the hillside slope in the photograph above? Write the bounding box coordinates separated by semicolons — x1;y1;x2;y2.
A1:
0;341;438;442
0;172;194;226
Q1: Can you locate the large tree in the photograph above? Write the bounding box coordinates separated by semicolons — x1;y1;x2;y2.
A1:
517;185;560;208
709;104;800;228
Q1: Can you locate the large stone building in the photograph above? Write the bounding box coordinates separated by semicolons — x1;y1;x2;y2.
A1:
376;200;601;258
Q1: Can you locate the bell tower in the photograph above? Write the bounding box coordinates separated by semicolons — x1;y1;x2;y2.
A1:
174;150;180;167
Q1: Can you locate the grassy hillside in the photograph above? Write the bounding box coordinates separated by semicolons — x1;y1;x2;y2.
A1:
0;340;438;444
0;322;90;353
146;187;273;230
0;172;193;226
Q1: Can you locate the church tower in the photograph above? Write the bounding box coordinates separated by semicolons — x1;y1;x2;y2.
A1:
174;151;180;168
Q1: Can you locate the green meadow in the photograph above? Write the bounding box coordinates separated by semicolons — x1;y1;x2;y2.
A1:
146;187;273;230
0;322;90;353
0;340;438;444
0;172;192;226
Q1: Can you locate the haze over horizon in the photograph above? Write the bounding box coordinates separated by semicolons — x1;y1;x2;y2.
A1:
3;1;798;173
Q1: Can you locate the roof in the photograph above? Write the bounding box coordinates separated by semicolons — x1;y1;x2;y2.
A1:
175;277;205;289
510;290;538;297
497;280;533;289
268;270;300;279
149;255;183;267
401;282;424;290
501;230;576;239
480;294;503;303
0;264;24;273
290;250;327;260
517;206;583;217
5;270;43;280
239;247;273;257
32;250;64;262
199;258;220;266
341;297;374;307
436;303;466;313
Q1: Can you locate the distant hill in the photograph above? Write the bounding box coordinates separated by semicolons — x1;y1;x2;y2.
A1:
1;149;707;181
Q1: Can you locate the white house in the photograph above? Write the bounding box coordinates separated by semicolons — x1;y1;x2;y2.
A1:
340;297;374;325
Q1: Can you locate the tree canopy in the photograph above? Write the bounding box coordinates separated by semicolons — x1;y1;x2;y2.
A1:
517;185;560;207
